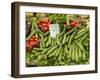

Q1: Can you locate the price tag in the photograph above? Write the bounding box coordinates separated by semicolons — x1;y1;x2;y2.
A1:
50;24;59;38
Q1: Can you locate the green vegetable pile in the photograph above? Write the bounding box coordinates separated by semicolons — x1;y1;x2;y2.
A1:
26;13;90;66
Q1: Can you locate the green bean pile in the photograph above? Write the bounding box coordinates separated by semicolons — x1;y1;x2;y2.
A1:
26;26;89;66
26;13;90;66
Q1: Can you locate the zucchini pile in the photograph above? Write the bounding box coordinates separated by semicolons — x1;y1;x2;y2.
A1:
26;13;90;66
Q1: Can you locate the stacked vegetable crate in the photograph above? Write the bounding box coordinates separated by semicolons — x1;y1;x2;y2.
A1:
26;13;90;66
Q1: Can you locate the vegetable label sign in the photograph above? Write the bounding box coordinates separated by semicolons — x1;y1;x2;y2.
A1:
50;24;59;38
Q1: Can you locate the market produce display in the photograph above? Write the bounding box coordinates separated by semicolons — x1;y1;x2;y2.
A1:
26;12;90;67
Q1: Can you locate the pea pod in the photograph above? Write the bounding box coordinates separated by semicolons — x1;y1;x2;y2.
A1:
26;30;36;40
60;30;65;36
76;37;82;42
63;47;67;58
38;55;44;60
66;35;70;43
56;31;65;45
78;47;82;59
74;40;85;52
47;45;58;56
46;36;51;47
51;38;54;45
59;35;63;45
64;45;69;54
44;31;50;36
77;26;89;35
58;48;63;61
39;34;45;48
31;19;36;31
41;46;52;54
66;15;70;25
44;36;48;42
40;39;43;48
68;30;77;48
75;28;89;39
42;39;45;48
71;43;75;61
34;52;41;57
51;38;57;45
35;23;44;35
32;48;44;51
75;44;79;63
31;50;39;54
35;33;38;38
76;28;86;35
79;34;88;42
62;34;66;45
56;34;61;45
48;48;58;57
46;41;50;47
55;46;62;57
66;28;77;35
48;35;52;46
67;45;72;59
39;33;44;39
82;52;86;61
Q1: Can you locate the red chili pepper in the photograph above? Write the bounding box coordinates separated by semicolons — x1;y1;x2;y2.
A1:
70;21;79;27
26;36;39;50
38;24;42;28
29;38;34;42
34;38;38;41
42;26;49;31
26;41;30;47
37;18;50;32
